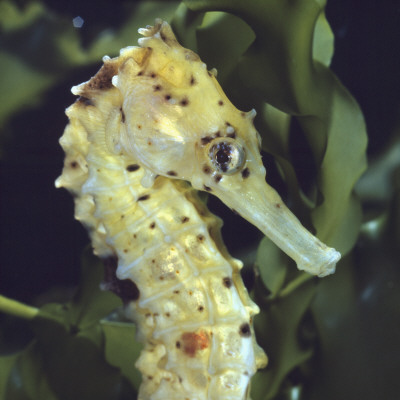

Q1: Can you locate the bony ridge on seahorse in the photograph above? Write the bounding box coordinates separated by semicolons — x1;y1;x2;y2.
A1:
56;18;340;400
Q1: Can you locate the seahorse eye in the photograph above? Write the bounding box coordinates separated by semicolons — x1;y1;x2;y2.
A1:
209;138;245;174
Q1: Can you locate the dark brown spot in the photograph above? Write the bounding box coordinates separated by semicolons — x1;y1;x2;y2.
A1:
176;341;181;349
207;71;213;77
198;306;204;312
201;136;213;145
202;165;211;174
165;312;170;317
120;107;125;123
137;194;150;201
275;203;281;209
225;121;231;126
181;216;189;223
241;111;246;117
70;161;78;169
165;94;171;101
223;277;232;288
102;256;140;303
137;71;144;76
180;331;209;357
218;100;224;106
83;62;118;92
149;222;156;229
137;124;142;129
167;170;177;176
154;84;162;91
190;76;196;85
150;73;157;78
173;290;180;294
126;164;140;172
214;174;222;183
197;234;205;242
239;323;251;337
180;97;189;106
241;167;250;179
147;376;153;380
77;96;94;106
203;185;212;192
160;32;167;41
133;234;137;239
214;131;221;137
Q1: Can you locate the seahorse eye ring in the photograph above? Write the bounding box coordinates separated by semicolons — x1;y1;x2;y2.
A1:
208;138;245;174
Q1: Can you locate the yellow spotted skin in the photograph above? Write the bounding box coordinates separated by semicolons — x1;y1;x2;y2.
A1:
56;19;340;400
56;22;267;399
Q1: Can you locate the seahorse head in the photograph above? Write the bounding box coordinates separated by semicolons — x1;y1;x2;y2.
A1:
108;21;267;215
80;19;340;276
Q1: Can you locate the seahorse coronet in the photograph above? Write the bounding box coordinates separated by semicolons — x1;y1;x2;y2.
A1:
56;18;340;400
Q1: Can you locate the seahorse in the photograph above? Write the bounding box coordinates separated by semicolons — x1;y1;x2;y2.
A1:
56;19;340;400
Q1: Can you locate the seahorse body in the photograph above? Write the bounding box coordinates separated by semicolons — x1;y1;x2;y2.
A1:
56;19;340;400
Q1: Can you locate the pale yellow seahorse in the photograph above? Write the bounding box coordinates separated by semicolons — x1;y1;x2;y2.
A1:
56;19;340;400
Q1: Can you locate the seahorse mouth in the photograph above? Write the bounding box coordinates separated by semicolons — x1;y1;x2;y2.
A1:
213;179;341;277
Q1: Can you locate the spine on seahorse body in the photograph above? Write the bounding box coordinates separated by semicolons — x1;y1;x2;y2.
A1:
56;84;267;399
